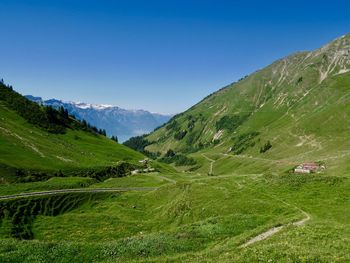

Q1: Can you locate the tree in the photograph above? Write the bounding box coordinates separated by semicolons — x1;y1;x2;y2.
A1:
165;149;176;158
174;130;187;140
260;140;272;153
45;106;57;124
59;106;65;117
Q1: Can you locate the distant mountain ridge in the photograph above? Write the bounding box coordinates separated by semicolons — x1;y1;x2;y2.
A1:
26;96;172;142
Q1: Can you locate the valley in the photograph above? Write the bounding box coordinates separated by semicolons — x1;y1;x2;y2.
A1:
1;34;350;262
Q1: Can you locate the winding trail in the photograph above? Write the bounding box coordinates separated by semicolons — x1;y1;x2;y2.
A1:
201;153;215;174
240;211;310;248
201;153;227;175
200;151;312;248
239;176;311;248
240;194;310;248
195;169;311;248
220;153;297;165
153;175;177;184
0;187;158;200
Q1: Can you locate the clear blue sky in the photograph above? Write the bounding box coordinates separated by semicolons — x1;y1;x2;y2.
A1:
1;0;350;114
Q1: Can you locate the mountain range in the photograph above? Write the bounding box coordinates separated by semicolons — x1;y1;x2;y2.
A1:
25;96;172;142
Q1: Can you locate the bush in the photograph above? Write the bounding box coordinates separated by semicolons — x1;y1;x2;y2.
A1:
231;132;259;155
166;120;180;131
164;149;176;158
215;115;248;132
186;131;199;145
123;135;160;159
160;149;196;166
123;135;151;152
186;115;197;131
174;130;187;140
260;141;272;153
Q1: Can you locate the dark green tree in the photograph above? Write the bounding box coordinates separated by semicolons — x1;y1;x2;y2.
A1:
260;140;272;153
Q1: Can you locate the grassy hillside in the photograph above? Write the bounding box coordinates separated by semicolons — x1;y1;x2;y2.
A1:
144;34;350;174
0;84;144;182
1;34;350;262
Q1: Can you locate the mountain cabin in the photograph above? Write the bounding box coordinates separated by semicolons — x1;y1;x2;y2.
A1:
294;162;325;174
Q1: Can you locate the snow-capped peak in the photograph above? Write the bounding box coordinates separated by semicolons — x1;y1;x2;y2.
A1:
73;102;113;110
26;94;173;142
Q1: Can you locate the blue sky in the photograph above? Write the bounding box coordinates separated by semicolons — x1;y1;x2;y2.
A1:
1;0;350;114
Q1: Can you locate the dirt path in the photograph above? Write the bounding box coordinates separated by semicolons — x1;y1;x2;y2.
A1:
240;197;310;248
240;212;310;248
201;153;215;174
0;187;158;200
220;153;297;165
201;153;228;175
156;175;177;184
191;165;310;248
192;168;310;248
240;225;284;247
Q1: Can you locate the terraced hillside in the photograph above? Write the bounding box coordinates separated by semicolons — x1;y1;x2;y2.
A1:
0;192;109;239
145;34;350;174
0;83;144;182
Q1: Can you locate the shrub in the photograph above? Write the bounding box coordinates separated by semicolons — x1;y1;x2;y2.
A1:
260;140;272;153
166;120;180;132
123;135;151;152
215;115;248;132
160;150;196;166
174;130;187;140
231;132;259;155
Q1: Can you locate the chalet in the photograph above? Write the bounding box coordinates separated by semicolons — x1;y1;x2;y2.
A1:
294;162;325;174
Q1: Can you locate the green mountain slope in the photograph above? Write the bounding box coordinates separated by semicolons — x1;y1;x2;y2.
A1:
0;83;144;181
1;35;350;262
145;34;350;173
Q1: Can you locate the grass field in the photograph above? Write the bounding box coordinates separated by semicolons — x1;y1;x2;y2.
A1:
0;163;349;262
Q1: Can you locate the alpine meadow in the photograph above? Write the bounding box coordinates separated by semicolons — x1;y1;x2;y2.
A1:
1;3;350;262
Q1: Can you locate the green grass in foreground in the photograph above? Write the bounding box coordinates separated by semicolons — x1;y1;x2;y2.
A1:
0;169;348;262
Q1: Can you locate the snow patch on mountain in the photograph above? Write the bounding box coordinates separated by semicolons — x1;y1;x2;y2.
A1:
25;96;172;142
